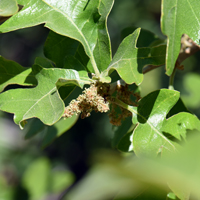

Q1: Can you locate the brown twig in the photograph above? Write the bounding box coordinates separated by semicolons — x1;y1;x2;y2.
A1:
143;64;163;74
176;34;200;65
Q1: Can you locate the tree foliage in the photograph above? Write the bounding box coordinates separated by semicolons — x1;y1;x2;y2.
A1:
0;0;200;199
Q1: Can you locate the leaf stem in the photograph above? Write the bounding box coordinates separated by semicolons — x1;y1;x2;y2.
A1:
108;97;133;113
143;64;163;74
91;57;101;79
168;66;176;90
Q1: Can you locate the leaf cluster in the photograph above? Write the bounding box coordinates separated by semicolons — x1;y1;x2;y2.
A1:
1;0;200;199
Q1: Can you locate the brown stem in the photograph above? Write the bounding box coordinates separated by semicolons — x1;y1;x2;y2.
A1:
143;65;163;74
177;34;200;65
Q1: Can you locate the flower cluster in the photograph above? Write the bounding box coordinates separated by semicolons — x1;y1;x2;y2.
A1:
63;83;110;119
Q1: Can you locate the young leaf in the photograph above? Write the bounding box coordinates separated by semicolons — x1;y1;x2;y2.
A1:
0;0;18;16
161;0;200;75
0;56;37;92
102;28;166;85
0;0;114;78
0;65;92;128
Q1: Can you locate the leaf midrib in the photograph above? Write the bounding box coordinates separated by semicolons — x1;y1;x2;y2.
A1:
42;0;100;77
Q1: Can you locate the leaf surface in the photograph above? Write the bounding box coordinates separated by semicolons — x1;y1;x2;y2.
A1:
161;0;200;75
0;56;36;92
102;28;166;85
44;31;89;69
0;65;91;128
0;0;18;16
92;0;113;72
0;0;114;77
125;89;200;157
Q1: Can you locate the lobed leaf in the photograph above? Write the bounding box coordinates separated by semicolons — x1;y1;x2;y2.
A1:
102;28;166;85
0;64;92;128
0;56;37;92
0;0;114;78
161;0;200;75
123;89;200;157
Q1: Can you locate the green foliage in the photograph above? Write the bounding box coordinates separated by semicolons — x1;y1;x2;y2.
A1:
102;28;166;84
161;0;200;75
0;0;18;16
0;0;200;199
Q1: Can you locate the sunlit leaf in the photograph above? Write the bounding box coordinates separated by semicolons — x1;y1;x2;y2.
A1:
161;0;200;75
0;65;92;128
0;56;36;92
126;89;200;157
102;28;166;85
0;0;114;77
0;0;18;16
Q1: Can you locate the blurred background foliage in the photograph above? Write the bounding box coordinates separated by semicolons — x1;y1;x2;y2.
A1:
0;0;200;199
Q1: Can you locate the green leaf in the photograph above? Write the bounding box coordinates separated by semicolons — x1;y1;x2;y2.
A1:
44;30;89;69
121;27;165;48
161;0;200;75
0;0;114;78
92;0;113;72
121;89;200;157
0;56;36;92
0;0;18;16
102;28;166;85
0;65;92;128
34;57;54;68
111;116;133;150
